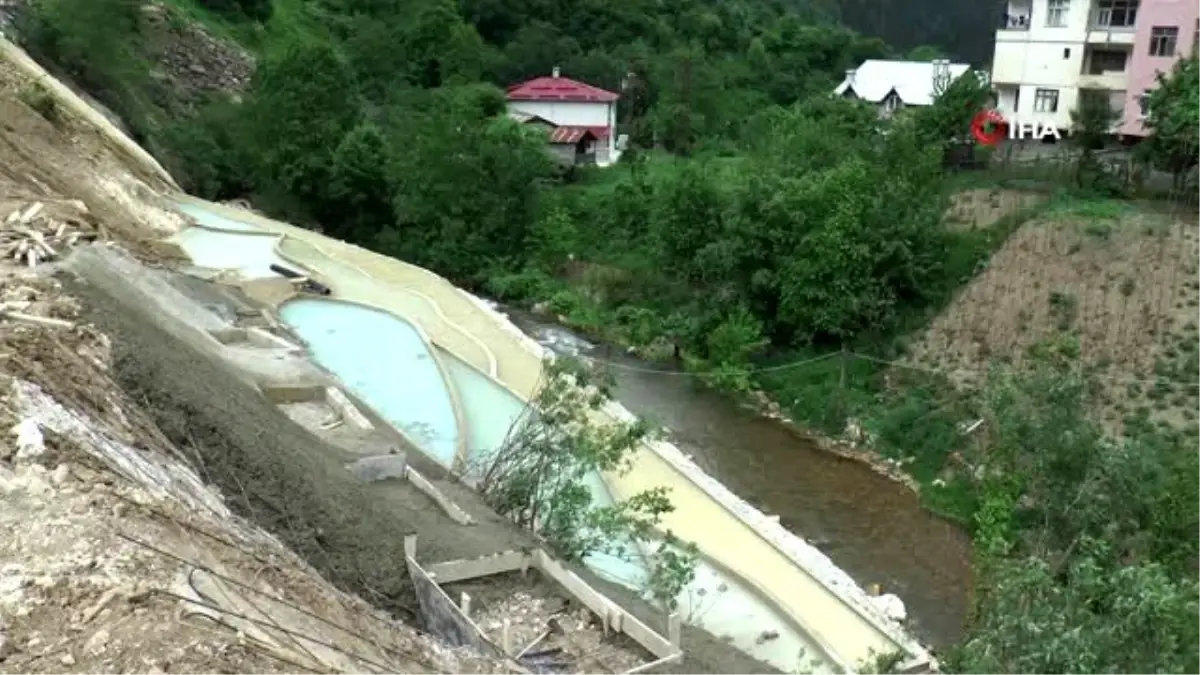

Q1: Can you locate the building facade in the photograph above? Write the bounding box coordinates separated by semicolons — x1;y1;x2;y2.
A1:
991;0;1197;137
506;68;621;165
1120;1;1198;136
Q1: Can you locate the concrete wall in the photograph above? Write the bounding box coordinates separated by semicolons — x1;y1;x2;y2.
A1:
508;99;617;160
1120;0;1198;136
405;541;505;657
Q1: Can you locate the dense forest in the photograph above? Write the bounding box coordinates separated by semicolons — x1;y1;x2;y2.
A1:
12;0;1200;671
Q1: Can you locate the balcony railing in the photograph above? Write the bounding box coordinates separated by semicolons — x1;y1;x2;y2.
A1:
1090;11;1138;30
999;13;1031;30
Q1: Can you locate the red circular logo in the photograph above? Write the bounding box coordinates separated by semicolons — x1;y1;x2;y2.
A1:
971;109;1008;146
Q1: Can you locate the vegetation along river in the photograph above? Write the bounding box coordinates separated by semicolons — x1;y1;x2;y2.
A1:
504;306;973;649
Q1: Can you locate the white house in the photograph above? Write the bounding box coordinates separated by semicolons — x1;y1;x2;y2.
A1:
506;67;621;166
834;59;972;116
991;0;1134;134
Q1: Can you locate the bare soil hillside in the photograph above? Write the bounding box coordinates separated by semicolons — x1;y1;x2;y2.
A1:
908;197;1200;433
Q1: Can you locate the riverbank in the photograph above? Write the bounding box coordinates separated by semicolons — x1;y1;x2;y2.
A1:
497;298;939;504
502;308;973;649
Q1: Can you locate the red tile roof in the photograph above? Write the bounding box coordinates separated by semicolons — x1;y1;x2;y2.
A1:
507;76;619;103
548;126;598;144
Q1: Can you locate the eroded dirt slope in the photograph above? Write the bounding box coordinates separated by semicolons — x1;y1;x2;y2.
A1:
0;43;521;674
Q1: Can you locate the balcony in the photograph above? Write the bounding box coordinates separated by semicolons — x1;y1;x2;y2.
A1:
997;3;1032;40
1088;3;1138;44
998;13;1031;31
1079;46;1130;89
1078;72;1127;89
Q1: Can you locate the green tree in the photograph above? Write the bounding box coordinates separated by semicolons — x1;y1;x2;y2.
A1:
20;0;143;97
905;44;943;61
771;119;949;342
162;96;254;199
948;359;1200;673
472;358;698;609
951;547;1199;673
18;0;160;143
910;70;992;164
326;123;393;243
381;85;552;282
1139;55;1199;190
1070;88;1121;191
242;38;360;222
198;0;272;22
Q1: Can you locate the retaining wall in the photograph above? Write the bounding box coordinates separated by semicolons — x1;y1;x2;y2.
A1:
408;533;681;667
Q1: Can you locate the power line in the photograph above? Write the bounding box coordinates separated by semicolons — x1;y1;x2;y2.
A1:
570;345;1199;390
579;349;841;376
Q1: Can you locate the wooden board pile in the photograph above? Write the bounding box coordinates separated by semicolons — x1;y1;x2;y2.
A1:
2;201;99;269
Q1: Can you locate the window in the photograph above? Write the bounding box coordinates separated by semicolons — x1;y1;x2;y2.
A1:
1086;49;1128;74
1149;26;1178;57
1046;0;1069;27
1063;47;1071;58
1094;0;1139;28
1033;88;1059;113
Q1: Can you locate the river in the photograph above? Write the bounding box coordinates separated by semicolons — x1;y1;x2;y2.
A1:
504;308;973;649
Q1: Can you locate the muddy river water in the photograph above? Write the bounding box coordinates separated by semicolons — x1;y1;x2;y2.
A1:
504;308;974;649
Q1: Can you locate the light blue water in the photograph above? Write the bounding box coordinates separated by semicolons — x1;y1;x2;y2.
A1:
178;203;262;232
172;227;289;278
280;298;460;466
435;346;651;585
435;347;527;462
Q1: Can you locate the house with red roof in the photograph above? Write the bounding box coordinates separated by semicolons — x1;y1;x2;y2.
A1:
507;67;621;166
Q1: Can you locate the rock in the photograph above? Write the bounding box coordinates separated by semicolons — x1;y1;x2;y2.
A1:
11;419;44;461
50;463;71;486
870;593;907;622
60;652;75;666
531;302;550;315
84;628;110;655
344;454;407;483
755;629;780;645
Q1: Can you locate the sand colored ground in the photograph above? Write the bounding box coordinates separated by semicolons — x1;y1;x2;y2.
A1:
179;197;924;670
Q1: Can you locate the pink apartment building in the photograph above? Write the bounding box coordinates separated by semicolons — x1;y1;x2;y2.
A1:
992;0;1196;140
1120;0;1198;137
